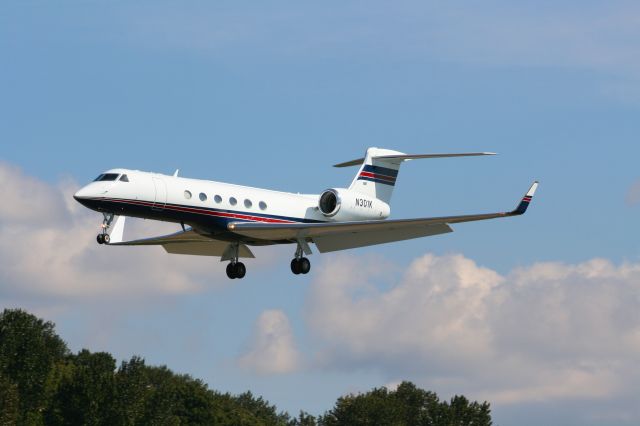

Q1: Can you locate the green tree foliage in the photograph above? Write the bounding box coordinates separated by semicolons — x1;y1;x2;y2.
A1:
0;374;20;425
0;309;492;425
289;411;317;426
115;360;219;425
444;395;492;426
46;350;117;425
234;391;291;425
0;308;69;424
319;381;491;426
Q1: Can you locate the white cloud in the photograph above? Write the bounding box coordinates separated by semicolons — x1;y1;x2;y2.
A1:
0;162;231;303
306;253;640;406
238;309;300;375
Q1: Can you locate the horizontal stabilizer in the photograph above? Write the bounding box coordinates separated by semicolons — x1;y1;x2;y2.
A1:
334;152;496;167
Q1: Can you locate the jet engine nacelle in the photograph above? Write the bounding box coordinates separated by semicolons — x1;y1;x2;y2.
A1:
318;188;390;221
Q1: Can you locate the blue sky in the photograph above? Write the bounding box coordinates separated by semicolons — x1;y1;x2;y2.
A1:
1;2;640;425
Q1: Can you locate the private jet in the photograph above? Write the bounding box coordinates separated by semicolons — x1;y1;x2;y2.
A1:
73;147;538;279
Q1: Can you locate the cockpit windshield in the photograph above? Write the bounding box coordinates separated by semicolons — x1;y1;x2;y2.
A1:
93;173;120;182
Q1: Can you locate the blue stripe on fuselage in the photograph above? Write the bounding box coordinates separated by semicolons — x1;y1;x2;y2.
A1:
76;197;325;231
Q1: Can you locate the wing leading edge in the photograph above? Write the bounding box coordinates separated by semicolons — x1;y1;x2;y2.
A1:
228;181;539;253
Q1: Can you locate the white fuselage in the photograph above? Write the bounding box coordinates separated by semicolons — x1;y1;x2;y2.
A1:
74;169;389;243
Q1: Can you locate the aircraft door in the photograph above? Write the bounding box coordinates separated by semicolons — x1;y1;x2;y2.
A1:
152;177;167;211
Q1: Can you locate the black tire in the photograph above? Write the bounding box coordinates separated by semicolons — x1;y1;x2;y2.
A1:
290;258;301;275
96;234;104;244
299;257;311;274
235;262;246;279
226;263;237;279
103;234;110;244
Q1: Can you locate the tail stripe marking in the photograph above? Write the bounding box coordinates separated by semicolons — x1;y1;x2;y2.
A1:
358;176;396;186
362;164;399;177
359;171;396;182
357;164;399;186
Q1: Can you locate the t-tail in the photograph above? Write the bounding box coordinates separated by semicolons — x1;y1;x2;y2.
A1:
334;147;497;204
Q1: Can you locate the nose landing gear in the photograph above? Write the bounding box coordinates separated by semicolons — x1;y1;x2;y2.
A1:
96;213;114;245
96;233;110;244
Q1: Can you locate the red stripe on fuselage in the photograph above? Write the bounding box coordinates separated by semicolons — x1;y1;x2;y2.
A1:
103;197;298;224
359;171;396;182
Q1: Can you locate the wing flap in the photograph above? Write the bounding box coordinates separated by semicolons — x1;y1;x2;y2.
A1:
108;228;254;258
163;241;254;258
108;229;211;246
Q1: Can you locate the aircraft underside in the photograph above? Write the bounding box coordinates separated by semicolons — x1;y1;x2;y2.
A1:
78;196;314;279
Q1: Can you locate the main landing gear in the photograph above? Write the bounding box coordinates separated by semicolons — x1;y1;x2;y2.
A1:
226;261;246;279
96;213;114;245
290;257;310;275
290;242;311;275
225;243;246;279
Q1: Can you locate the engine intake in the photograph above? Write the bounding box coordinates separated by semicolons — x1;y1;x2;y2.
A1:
319;189;340;217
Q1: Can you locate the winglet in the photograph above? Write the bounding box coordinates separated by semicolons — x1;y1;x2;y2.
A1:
512;181;539;215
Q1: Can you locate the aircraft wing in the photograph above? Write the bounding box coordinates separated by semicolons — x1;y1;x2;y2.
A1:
228;181;538;253
107;225;255;258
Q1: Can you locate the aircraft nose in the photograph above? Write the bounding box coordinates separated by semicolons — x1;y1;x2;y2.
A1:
73;185;92;201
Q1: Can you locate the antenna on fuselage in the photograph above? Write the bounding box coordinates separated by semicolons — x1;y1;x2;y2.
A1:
173;169;180;177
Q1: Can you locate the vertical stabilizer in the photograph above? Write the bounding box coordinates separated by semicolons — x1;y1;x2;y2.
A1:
349;148;405;204
335;148;496;204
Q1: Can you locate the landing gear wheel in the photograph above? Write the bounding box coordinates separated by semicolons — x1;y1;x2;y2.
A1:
96;234;104;244
235;262;246;279
103;234;110;244
291;259;301;275
299;257;311;274
291;258;310;275
226;262;246;279
226;263;237;279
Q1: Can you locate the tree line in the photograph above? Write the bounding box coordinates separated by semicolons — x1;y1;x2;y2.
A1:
0;309;492;425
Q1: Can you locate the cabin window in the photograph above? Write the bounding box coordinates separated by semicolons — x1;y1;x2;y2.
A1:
119;174;129;182
95;173;119;182
259;201;267;210
214;195;222;203
229;197;237;206
184;190;192;199
244;199;252;208
199;192;207;202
